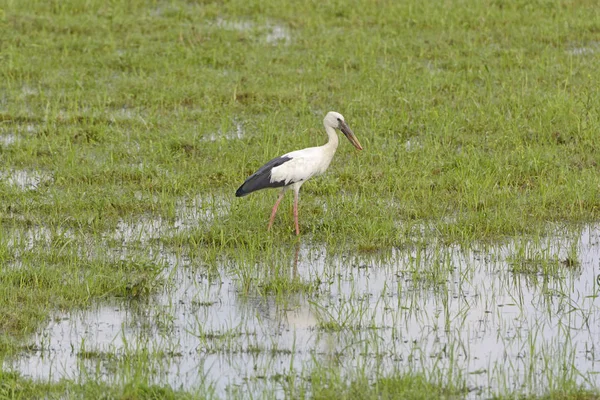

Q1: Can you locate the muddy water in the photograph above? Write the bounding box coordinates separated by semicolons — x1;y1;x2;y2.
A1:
5;223;600;398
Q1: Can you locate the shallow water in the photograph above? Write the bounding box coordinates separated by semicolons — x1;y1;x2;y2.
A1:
202;120;245;142
0;124;36;148
214;18;291;46
108;194;229;245
0;133;18;146
0;169;53;190
265;25;291;45
5;222;600;397
567;42;599;56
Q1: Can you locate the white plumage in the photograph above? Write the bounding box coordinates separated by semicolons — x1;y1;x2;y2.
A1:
270;146;333;185
236;111;363;235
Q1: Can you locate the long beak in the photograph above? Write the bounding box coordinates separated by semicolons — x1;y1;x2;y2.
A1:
339;120;363;150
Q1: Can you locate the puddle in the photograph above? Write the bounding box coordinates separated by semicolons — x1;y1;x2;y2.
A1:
122;193;229;234
175;194;229;229
567;42;599;56
568;47;596;56
99;194;229;249
215;18;254;32
404;138;423;152
265;25;291;45
5;226;54;260
214;18;291;46
8;248;318;396
0;124;37;147
2;225;80;270
5;225;600;398
0;169;53;190
202;120;245;142
102;194;229;248
109;106;136;122
2;193;228;263
6;225;55;249
0;133;18;146
21;85;38;97
106;106;149;126
111;216;167;244
423;60;445;74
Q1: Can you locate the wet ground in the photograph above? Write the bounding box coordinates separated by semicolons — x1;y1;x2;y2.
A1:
3;192;600;398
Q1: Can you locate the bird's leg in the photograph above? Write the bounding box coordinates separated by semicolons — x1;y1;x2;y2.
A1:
293;190;300;236
268;191;285;231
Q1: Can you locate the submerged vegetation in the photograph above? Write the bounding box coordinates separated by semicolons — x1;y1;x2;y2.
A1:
1;0;600;398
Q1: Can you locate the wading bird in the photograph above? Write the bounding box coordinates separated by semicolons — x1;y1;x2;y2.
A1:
235;111;363;235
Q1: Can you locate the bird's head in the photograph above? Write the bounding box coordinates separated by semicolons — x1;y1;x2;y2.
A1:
324;111;363;150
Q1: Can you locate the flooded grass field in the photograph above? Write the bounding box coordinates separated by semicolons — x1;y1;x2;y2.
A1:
4;218;600;398
2;0;600;398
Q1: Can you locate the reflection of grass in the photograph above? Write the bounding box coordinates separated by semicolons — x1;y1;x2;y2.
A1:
77;349;183;362
509;250;562;275
508;239;581;275
2;0;600;397
305;370;466;400
257;275;320;295
0;370;198;399
312;298;374;332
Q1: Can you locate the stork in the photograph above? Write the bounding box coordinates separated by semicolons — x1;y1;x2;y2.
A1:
235;111;363;235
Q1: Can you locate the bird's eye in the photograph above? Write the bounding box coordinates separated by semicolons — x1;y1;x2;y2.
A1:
336;118;341;121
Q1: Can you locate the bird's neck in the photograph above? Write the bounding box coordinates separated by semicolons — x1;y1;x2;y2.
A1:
322;125;339;153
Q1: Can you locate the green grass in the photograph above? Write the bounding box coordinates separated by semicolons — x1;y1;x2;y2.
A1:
2;0;600;398
2;0;600;243
0;370;197;400
305;370;466;400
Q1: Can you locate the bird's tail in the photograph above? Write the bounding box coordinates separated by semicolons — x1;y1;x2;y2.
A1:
235;156;292;197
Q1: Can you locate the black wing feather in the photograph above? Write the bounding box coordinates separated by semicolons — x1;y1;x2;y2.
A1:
235;156;292;197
